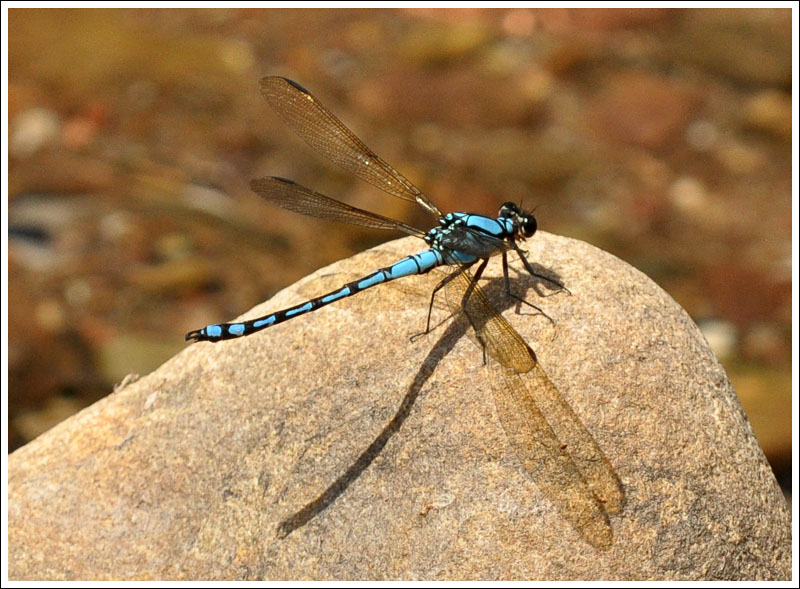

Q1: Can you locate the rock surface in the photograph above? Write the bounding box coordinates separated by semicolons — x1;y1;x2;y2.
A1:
8;233;791;580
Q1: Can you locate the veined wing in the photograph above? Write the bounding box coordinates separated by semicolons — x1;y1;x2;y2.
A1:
445;269;624;548
259;77;442;218
250;177;425;237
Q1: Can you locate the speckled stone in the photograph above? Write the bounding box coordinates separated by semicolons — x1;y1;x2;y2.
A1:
8;233;791;580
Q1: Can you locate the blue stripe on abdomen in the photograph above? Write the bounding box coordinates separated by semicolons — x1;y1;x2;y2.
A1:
227;324;246;336
321;286;352;304
357;272;385;290
253;316;276;329
285;301;314;317
190;248;445;341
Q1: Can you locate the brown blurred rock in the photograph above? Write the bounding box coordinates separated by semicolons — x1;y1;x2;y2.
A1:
667;8;792;87
587;72;697;150
8;234;790;580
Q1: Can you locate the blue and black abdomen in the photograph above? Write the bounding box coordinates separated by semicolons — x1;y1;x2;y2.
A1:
186;248;445;342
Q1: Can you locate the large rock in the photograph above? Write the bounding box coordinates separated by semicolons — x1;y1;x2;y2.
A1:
8;233;791;580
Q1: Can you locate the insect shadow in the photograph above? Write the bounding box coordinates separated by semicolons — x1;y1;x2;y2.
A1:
274;265;622;549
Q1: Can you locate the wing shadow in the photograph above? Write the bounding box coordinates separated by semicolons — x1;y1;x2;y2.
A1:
276;265;624;548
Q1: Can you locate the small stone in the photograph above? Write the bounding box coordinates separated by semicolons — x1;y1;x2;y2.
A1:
10;108;61;158
742;90;792;140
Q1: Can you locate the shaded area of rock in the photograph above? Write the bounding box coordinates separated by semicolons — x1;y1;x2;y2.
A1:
8;234;790;580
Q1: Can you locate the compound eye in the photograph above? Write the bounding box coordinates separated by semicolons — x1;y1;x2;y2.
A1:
520;215;537;237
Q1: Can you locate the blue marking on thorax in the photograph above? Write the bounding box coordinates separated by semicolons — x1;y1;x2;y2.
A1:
440;212;458;224
438;212;514;239
463;214;507;237
498;217;515;234
426;217;506;263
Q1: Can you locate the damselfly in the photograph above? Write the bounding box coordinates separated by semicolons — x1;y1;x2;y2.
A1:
187;77;623;547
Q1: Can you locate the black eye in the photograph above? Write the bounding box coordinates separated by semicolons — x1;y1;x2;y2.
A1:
521;215;537;237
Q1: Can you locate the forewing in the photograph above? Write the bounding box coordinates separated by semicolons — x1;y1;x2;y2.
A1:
260;77;442;218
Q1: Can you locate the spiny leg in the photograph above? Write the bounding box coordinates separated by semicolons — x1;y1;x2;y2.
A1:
457;259;491;365
512;243;571;295
500;252;555;325
409;261;477;343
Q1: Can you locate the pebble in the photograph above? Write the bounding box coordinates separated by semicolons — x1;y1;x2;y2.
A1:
10;107;61;158
698;318;738;360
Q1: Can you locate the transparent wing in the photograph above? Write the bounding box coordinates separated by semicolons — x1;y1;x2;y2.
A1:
444;269;624;548
260;76;442;218
250;177;425;236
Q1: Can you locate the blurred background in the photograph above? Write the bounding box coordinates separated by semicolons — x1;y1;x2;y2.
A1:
6;8;792;500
